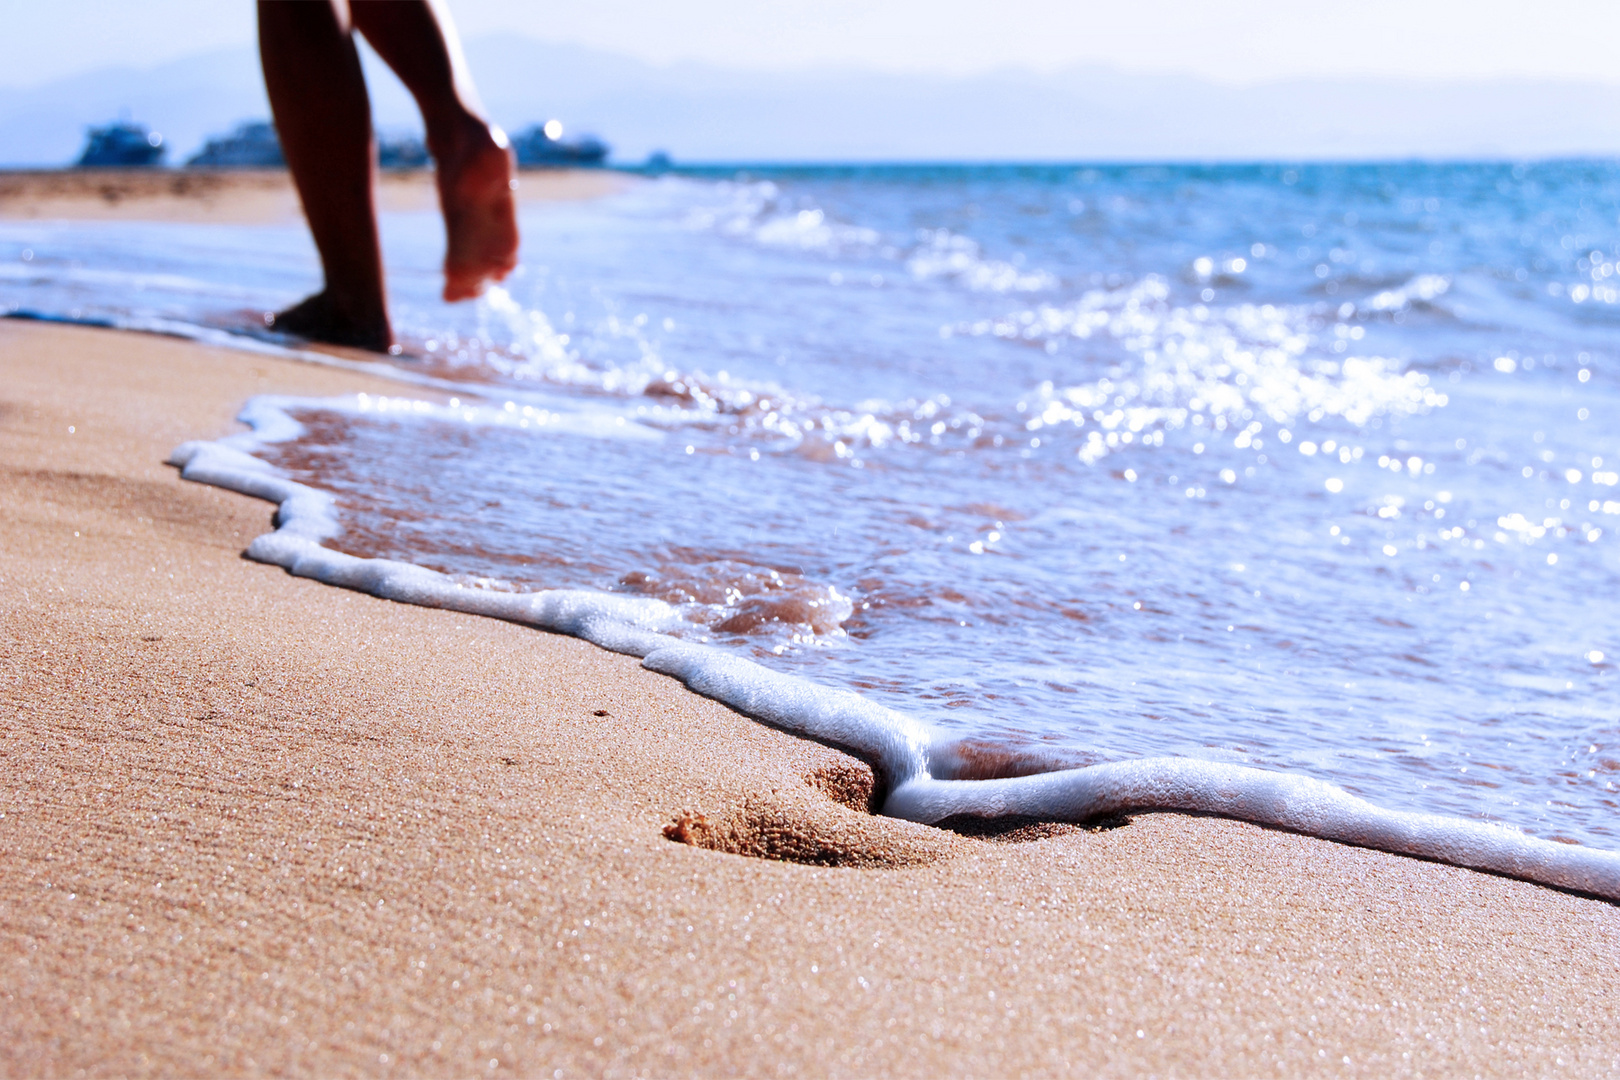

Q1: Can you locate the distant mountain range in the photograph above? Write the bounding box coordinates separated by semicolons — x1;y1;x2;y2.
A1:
6;35;1620;165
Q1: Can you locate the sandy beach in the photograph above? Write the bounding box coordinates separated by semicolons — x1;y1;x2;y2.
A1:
1;177;1617;1077
0;167;629;225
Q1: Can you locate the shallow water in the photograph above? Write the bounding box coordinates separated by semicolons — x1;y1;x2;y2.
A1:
6;162;1618;845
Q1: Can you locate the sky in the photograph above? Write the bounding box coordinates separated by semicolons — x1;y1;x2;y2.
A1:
6;0;1620;88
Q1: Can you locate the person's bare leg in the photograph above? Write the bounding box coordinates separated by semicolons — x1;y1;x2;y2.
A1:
350;0;518;302
258;0;392;350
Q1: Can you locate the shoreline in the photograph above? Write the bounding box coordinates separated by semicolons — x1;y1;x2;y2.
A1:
3;318;1617;1074
0;167;633;224
170;384;1620;900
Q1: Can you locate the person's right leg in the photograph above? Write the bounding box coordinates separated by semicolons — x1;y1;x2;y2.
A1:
258;0;392;350
349;0;518;302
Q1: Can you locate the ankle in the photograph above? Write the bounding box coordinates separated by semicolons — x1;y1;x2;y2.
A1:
273;291;394;352
427;110;493;167
324;291;390;337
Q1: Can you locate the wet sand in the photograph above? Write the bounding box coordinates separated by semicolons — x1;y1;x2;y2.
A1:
0;317;1616;1077
0;167;630;225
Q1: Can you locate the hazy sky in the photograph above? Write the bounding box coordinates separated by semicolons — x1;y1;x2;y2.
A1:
6;0;1620;88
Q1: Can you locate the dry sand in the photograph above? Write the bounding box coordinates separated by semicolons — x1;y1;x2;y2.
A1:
1;319;1617;1077
0;168;630;225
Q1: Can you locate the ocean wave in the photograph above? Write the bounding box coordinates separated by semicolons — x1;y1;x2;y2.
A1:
681;180;881;255
265;392;859;650
670;181;1058;295
1356;272;1451;313
955;277;1449;463
471;286;667;393
166;396;1620;902
906;229;1057;293
470;288;995;463
455;274;1453;474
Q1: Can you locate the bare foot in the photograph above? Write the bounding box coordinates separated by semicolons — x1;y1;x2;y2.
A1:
267;291;393;352
435;121;519;302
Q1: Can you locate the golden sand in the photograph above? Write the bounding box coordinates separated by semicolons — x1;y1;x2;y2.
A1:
0;319;1616;1077
0;167;630;225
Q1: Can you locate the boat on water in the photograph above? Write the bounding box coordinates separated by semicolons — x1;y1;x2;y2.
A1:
76;120;165;167
186;121;283;168
510;120;608;167
184;121;428;170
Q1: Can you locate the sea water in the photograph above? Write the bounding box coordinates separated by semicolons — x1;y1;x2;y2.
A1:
5;162;1617;847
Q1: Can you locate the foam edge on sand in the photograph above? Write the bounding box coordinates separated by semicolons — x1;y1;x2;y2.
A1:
167;396;1620;902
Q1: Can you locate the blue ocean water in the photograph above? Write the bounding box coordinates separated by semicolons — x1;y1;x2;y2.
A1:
5;162;1618;845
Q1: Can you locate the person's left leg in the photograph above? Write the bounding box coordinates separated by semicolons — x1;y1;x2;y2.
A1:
349;0;519;302
258;0;393;350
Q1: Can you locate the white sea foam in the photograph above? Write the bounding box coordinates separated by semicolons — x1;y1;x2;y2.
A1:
349;390;661;442
956;277;1449;463
167;395;1620;902
9;309;661;426
683;181;881;255
0;260;267;299
1359;273;1451;314
906;229;1057;293
475;287;673;394
885;761;1620;900
679;185;1059;294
